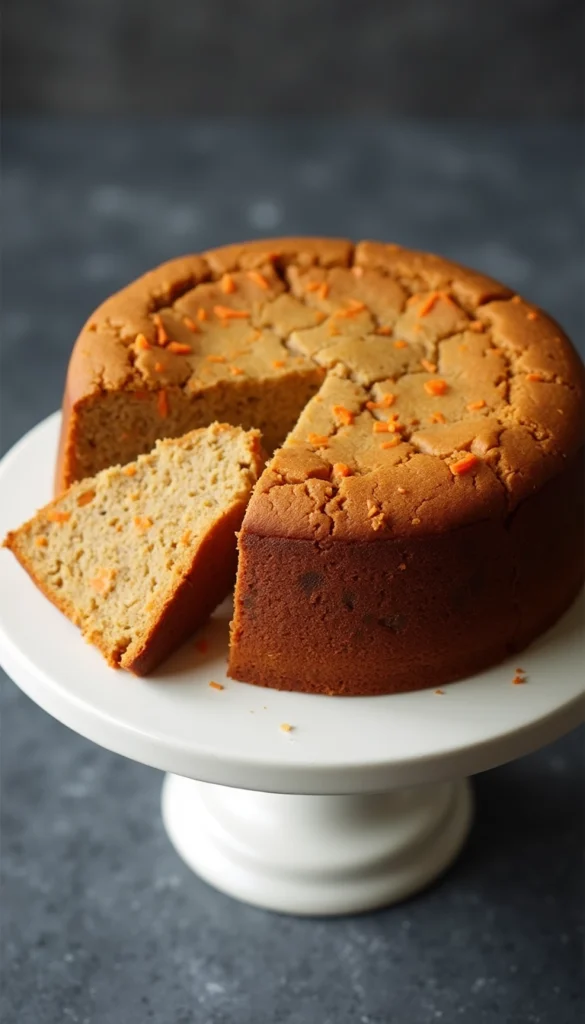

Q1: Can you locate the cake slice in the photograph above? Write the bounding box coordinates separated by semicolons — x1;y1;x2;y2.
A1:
3;423;264;674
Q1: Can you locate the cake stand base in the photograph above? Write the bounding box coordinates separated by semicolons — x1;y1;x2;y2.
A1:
161;774;474;915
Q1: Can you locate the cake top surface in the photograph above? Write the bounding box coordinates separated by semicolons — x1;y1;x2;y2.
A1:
65;237;584;535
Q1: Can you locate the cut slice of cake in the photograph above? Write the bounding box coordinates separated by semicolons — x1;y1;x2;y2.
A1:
3;423;264;675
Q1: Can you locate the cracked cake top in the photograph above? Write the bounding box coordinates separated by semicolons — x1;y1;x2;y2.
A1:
63;237;585;539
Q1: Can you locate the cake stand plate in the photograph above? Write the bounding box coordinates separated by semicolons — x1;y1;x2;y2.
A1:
1;415;583;915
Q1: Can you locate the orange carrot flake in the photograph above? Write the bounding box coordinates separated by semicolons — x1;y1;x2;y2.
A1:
317;282;329;300
123;465;137;477
34;536;48;548
373;421;390;434
418;292;440;317
89;568;117;596
214;305;250;320
77;490;96;507
424;378;448;396
229;365;244;376
209;681;224;691
450;453;479;476
333;462;352;477
435;689;445;695
206;354;226;363
527;372;544;382
307;433;330;447
272;359;286;369
183;316;199;333
469;320;484;333
332;404;355;426
421;358;437;373
135;333;151;351
197;307;208;322
375;325;393;336
467;399;486;411
154;361;164;373
305;281;322;292
133;516;153;533
167;342;192;355
381;438;401;449
247;270;269;290
157;389;169;418
430;411;446;424
394;339;408;349
46;509;71;524
221;273;236;294
153;313;169;346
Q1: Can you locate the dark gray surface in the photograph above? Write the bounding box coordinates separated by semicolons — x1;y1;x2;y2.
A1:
3;0;584;116
1;120;584;1024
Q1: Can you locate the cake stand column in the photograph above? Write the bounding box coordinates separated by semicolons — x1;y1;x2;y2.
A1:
161;774;473;916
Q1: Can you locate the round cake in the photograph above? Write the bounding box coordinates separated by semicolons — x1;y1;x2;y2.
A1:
57;238;585;694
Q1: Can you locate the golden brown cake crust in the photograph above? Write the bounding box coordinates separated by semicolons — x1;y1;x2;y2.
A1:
55;238;585;693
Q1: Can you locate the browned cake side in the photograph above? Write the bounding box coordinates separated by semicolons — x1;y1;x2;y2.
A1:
5;424;264;675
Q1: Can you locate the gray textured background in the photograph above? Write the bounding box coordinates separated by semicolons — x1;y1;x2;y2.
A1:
3;0;584;115
1;119;584;1023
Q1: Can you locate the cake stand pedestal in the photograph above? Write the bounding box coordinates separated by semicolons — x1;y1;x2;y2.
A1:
1;415;583;916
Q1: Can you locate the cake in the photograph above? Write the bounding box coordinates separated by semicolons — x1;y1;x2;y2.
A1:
4;424;264;674
55;238;584;693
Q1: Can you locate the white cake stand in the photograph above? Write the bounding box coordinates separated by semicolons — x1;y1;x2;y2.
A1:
1;414;583;916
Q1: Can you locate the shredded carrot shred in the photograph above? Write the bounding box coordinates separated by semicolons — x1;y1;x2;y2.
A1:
317;282;329;300
335;299;367;319
229;365;244;376
157;389;169;418
394;339;408;349
435;689;445;695
272;359;286;368
307;433;330;446
167;342;192;355
209;681;224;691
214;305;250;320
314;310;326;323
46;509;71;523
247;270;269;290
77;490;96;507
375;326;393;336
468;320;484;332
373;421;390;434
328;323;340;336
183;316;199;333
466;399;486;410
197;307;208;321
154;361;164;372
89;568;117;596
34;536;48;547
305;281;322;292
221;273;236;294
153;313;169;346
380;438;400;449
133;516;153;533
206;354;226;363
333;462;352;477
421;358;437;373
332;405;355;426
135;333;151;351
418;292;440;317
122;465;137;477
424;379;448;396
527;372;544;382
449;453;479;476
430;411;446;424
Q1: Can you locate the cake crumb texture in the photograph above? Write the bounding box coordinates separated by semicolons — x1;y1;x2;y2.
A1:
5;424;264;675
